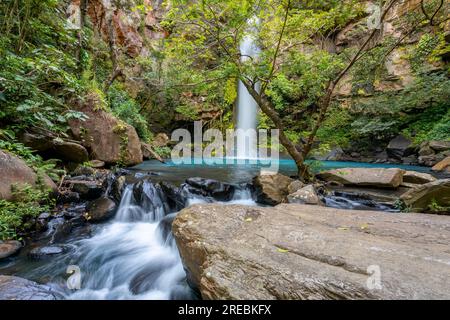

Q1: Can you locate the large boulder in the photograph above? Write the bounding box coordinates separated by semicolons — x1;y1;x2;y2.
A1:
432;157;450;172
316;168;404;189
253;173;294;205
400;179;450;213
0;241;22;260
51;140;89;163
173;204;450;300
184;178;236;202
69;104;143;166
386;135;413;160
0;150;57;201
0;276;63;300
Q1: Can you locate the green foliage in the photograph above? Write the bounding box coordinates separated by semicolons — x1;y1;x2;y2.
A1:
108;84;152;142
0;184;53;241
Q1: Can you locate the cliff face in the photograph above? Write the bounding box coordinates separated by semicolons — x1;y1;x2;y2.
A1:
333;0;449;97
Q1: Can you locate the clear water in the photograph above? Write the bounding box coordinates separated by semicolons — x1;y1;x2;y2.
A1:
0;179;255;300
134;158;434;185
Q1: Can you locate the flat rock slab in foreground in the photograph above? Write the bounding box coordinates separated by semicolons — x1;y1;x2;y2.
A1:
173;204;450;300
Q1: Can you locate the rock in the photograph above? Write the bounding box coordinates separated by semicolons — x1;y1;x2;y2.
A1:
52;140;89;163
403;171;437;184
153;133;170;148
185;178;235;202
419;155;439;167
173;204;450;300
66;180;103;200
142;142;165;163
400;179;450;213
0;241;22;260
287;185;323;205
432;157;450;172
419;145;435;157
312;147;345;161
69;102;143;166
253;173;294;205
429;141;450;152
317;168;404;189
90;160;105;168
86;197;117;222
287;180;305;195
0;276;63;300
72;166;95;176
29;245;66;259
387;135;413;160
111;175;126;203
0;150;57;201
21;132;53;152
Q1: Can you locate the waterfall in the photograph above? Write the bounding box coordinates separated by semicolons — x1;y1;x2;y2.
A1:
236;23;260;159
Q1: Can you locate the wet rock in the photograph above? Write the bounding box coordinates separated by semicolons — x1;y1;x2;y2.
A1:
0;276;63;300
67;180;103;200
317;168;404;189
160;182;185;211
86;197;117;222
29;245;66;259
185;178;235;202
432;157;450;172
0;241;22;260
253;173;294;205
173;204;450;300
403;171;437;184
387;135;413;160
0;150;57;201
400;179;450;213
287;185;323;205
111;175;126;203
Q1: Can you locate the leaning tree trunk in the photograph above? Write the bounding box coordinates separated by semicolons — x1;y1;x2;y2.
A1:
241;80;312;181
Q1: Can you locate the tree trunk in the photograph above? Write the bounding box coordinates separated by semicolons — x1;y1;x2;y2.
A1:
241;80;312;181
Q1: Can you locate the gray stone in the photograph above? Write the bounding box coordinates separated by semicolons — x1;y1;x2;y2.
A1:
429;141;450;152
387;135;413;160
173;204;450;300
317;168;404;188
287;185;323;205
0;276;63;300
403;171;437;185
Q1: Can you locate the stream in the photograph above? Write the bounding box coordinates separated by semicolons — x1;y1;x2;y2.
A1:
0;159;439;300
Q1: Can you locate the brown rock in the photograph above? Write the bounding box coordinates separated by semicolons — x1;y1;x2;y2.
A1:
69;104;143;166
0;150;57;201
173;204;450;300
400;179;450;213
403;171;437;184
317;168;404;189
287;180;305;194
429;141;450;152
0;241;22;260
287;185;323;205
253;173;294;205
52;140;89;164
432;157;450;172
153;133;170;148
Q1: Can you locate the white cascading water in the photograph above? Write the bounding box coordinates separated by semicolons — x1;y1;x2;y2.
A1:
64;180;255;300
236;27;260;159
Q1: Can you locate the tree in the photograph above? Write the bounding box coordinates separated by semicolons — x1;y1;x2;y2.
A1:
162;0;448;180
